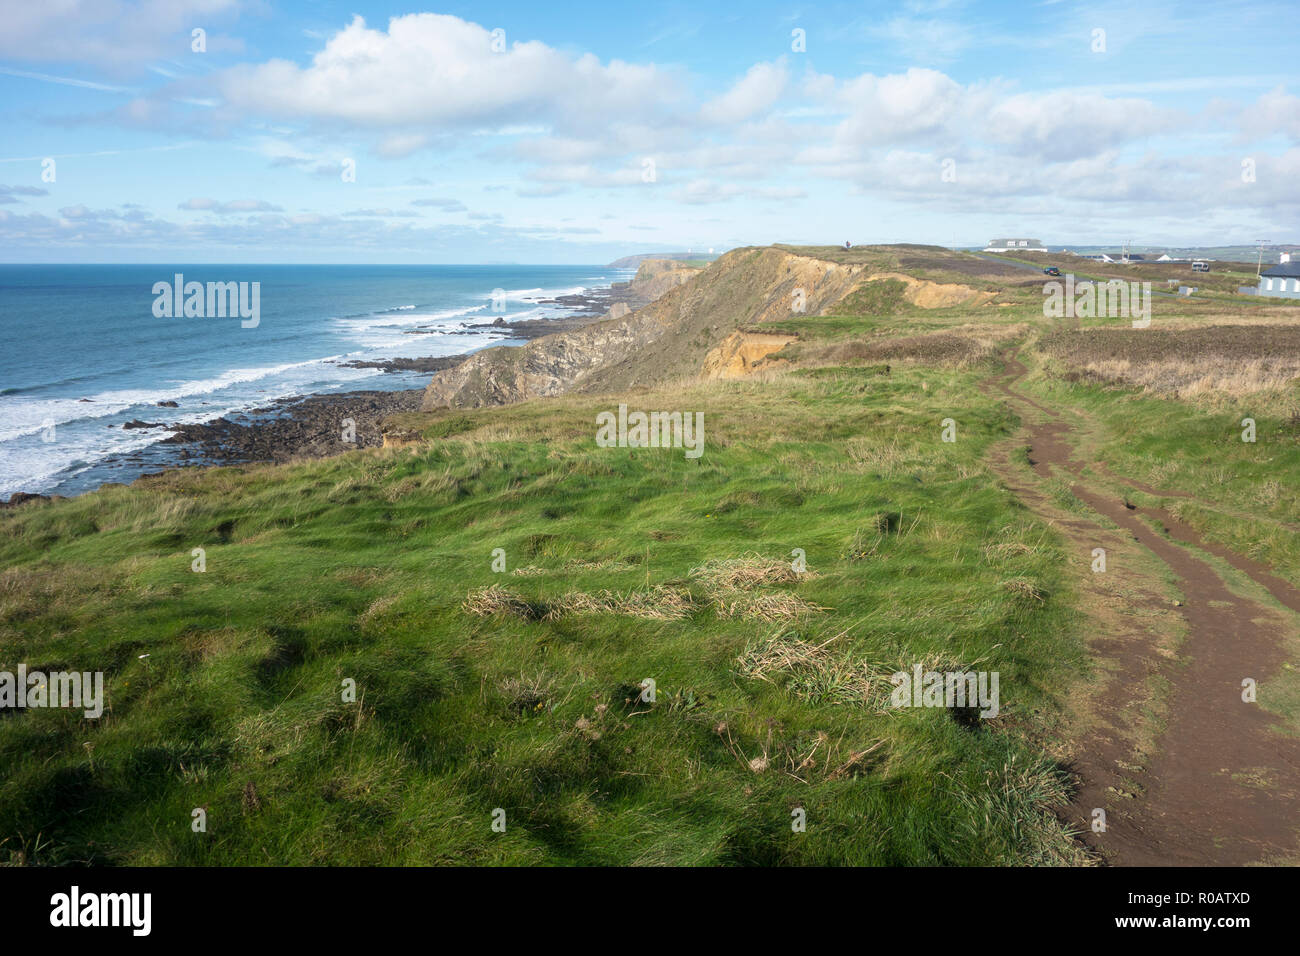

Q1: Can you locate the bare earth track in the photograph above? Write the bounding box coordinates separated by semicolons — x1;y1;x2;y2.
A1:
986;352;1300;866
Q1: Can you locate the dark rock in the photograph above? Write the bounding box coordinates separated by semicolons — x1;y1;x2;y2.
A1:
2;492;50;508
157;388;426;463
336;355;465;374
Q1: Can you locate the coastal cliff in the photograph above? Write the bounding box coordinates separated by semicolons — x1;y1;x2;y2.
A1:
421;246;873;409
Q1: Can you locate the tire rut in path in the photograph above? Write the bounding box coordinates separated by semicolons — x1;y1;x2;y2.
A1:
988;353;1300;866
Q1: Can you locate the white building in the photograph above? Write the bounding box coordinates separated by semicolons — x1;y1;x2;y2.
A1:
1258;262;1300;299
984;238;1047;252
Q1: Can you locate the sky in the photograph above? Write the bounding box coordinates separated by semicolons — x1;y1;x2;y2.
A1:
0;0;1296;263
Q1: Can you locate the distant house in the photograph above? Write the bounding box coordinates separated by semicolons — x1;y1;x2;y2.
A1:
984;238;1047;253
1092;252;1165;264
1258;261;1300;298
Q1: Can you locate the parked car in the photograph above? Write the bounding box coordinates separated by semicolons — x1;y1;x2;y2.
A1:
1043;266;1062;276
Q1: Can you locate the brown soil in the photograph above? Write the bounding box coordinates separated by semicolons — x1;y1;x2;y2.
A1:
867;272;998;308
986;353;1300;865
1044;325;1300;365
702;331;796;379
897;253;1032;279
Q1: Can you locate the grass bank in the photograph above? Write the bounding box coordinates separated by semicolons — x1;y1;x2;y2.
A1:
1;361;1089;865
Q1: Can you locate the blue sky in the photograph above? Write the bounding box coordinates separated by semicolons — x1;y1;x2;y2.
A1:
0;0;1296;262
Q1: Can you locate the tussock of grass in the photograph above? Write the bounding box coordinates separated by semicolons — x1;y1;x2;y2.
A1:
982;524;1049;563
984;540;1036;561
946;757;1094;866
466;581;821;623
545;586;695;621
711;591;827;621
464;584;695;621
736;630;881;707
1001;577;1048;604
463;584;544;620
510;557;640;577
689;553;813;589
497;672;564;716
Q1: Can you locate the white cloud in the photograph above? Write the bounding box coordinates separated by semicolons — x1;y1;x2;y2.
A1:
0;0;246;70
670;179;807;205
1238;86;1300;143
829;68;974;146
375;134;432;158
700;60;788;124
410;198;467;211
178;198;283;213
216;14;683;133
985;92;1175;160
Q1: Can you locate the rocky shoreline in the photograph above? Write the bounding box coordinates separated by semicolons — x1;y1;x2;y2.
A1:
3;267;687;506
159;387;427;463
133;280;671;467
1;388;428;508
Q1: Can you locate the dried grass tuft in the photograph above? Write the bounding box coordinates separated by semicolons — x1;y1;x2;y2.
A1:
545;585;695;621
689;553;815;590
1001;577;1047;603
736;629;882;706
462;585;542;620
712;590;827;621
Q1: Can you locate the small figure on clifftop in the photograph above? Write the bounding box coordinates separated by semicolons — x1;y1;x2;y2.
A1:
845;241;852;249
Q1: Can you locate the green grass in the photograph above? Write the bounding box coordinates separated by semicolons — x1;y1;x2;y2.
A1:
0;362;1090;865
768;313;946;342
1022;354;1300;586
1015;337;1300;733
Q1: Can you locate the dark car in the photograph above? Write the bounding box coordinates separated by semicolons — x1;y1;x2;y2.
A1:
1043;266;1062;276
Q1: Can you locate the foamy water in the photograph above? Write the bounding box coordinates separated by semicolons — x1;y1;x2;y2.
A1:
0;264;628;496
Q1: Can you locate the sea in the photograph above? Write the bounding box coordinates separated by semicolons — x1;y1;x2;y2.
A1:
0;264;629;497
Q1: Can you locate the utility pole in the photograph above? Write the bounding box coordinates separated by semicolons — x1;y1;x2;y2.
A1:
1255;239;1270;276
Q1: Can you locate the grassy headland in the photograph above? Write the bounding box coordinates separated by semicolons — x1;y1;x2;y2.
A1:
4;244;1299;865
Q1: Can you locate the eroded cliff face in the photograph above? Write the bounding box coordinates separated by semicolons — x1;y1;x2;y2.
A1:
867;272;998;309
702;331;797;379
625;259;701;301
420;247;871;410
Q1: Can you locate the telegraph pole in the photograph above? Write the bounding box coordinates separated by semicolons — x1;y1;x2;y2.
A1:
1256;239;1270;276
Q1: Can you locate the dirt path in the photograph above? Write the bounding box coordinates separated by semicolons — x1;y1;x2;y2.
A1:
986;352;1300;865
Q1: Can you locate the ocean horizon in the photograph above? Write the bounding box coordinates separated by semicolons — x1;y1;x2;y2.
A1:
0;263;629;497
